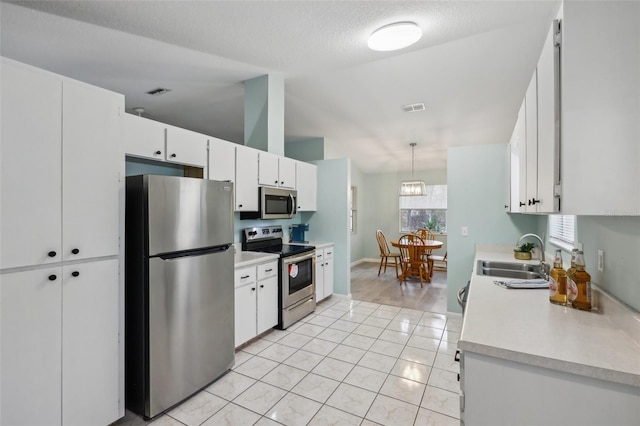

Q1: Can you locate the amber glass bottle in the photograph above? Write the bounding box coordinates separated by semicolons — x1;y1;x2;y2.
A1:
572;251;591;311
549;249;567;305
566;249;578;306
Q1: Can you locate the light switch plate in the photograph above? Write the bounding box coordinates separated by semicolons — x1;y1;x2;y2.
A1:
461;226;469;237
597;250;604;272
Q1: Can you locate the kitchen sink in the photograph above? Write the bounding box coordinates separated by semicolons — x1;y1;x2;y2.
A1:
477;260;545;280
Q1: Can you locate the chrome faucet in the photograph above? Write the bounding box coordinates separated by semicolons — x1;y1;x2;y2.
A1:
517;233;550;279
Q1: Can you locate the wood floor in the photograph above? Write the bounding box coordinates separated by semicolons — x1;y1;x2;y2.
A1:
350;261;448;314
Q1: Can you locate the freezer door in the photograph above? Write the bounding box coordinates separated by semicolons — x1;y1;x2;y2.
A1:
147;247;234;418
145;175;233;256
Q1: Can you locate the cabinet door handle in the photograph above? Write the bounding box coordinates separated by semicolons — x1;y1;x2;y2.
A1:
265;269;272;272
170;153;177;158
71;248;80;255
519;202;526;207
238;204;243;208
454;350;461;362
531;198;540;205
241;275;250;279
155;150;162;155
251;287;256;291
48;251;57;258
280;181;284;185
260;284;264;288
71;271;80;277
48;274;57;281
274;180;278;184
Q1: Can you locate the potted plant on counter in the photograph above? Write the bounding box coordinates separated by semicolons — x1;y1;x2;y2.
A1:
514;242;536;260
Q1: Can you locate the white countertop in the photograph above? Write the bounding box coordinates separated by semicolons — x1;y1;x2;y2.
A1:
234;250;279;268
459;244;640;387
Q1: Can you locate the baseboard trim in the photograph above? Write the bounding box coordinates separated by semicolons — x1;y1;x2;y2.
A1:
351;258;379;267
446;311;463;321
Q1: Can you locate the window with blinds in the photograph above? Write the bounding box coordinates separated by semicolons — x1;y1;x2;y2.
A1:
399;185;447;233
549;215;576;250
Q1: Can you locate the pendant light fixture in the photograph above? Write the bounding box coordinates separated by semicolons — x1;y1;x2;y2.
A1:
400;143;427;196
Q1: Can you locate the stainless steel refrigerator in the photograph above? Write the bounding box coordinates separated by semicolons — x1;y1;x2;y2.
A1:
125;175;234;419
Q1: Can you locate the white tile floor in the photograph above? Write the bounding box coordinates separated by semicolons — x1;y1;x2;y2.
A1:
117;298;461;426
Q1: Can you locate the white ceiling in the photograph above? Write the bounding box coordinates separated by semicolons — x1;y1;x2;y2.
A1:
0;0;560;173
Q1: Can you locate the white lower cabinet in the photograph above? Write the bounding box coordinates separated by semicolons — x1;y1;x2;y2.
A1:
315;245;334;302
461;351;640;426
234;260;278;347
1;259;119;426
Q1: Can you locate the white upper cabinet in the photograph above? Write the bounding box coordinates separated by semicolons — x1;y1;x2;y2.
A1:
123;114;165;161
508;19;560;214
1;59;122;269
295;161;318;211
278;157;296;189
258;151;279;187
62;81;122;262
560;2;639;215
235;145;259;211
509;101;527;213
208;137;236;182
535;19;561;213
258;151;296;189
124;114;208;170
1;60;62;269
524;71;539;213
165;124;208;169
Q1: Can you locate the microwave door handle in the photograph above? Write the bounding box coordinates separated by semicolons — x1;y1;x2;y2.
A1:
288;193;295;217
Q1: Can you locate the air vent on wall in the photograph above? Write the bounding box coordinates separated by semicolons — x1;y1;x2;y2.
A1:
401;103;425;113
146;88;171;96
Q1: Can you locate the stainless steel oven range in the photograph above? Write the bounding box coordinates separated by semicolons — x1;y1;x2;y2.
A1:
242;226;316;329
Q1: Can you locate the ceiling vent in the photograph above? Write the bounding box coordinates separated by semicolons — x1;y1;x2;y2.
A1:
146;88;171;96
401;103;425;113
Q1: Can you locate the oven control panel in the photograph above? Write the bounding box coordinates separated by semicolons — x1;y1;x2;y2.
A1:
243;225;284;242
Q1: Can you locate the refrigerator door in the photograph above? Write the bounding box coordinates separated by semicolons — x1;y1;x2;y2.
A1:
145;175;233;256
147;247;234;418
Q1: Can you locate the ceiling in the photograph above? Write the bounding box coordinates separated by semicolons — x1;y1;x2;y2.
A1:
0;0;560;173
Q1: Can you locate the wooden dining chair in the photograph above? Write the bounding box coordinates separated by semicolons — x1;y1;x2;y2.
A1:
429;251;448;272
376;230;401;278
397;234;430;287
414;228;435;241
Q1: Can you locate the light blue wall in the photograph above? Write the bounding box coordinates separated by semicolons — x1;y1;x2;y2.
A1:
350;164;365;262
125;156;184;177
306;159;351;296
285;138;325;162
244;75;285;155
447;144;539;313
538;215;640;312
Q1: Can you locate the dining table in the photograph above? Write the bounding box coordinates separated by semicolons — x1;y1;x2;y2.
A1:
390;238;443;282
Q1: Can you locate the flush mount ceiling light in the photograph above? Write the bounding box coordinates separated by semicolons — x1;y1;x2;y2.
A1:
368;22;422;52
400;143;427;196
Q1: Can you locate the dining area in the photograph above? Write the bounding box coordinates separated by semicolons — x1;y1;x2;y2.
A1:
376;229;447;288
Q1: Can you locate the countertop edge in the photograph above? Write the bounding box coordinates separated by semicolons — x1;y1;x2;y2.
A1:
234;252;279;268
458;340;640;388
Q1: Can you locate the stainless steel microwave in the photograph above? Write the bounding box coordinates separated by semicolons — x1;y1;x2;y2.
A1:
240;187;297;220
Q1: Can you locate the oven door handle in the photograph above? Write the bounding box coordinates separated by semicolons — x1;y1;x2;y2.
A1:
283;250;315;265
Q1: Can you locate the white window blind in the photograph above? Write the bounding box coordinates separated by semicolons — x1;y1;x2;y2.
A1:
549;215;576;247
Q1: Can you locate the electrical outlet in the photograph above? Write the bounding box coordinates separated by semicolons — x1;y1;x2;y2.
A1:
598;250;604;272
461;226;469;237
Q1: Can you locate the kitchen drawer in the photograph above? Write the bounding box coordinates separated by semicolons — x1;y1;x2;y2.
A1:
234;266;255;288
324;247;334;260
257;261;278;281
